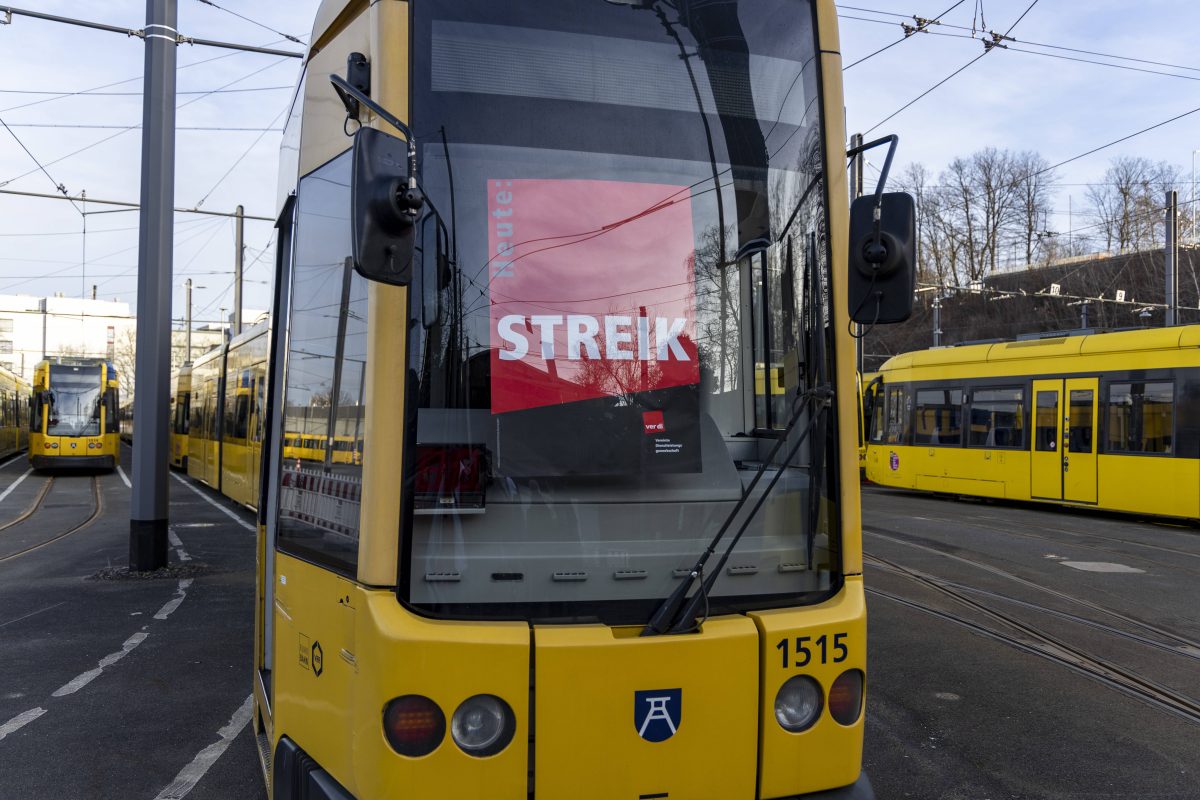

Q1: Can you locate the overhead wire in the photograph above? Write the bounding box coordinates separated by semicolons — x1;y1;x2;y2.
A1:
843;0;968;70
0;85;291;96
191;0;306;45
862;0;1041;134
0;57;294;189
193;104;291;207
0;115;81;214
0;39;296;115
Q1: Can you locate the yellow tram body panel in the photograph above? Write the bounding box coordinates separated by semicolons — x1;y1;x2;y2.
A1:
169;365;192;469
254;1;874;798
29;358;120;470
0;364;30;460
865;325;1200;519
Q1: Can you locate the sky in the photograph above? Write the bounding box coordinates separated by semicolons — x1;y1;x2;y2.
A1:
1;0;1198;325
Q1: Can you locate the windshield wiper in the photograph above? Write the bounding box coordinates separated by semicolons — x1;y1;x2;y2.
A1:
640;382;834;637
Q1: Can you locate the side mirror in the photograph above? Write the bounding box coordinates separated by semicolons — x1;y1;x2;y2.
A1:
350;126;423;286
847;192;916;324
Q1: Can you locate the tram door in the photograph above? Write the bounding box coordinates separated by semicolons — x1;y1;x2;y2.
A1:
1031;378;1098;503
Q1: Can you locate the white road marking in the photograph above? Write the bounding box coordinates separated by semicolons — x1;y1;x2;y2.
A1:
117;465;132;488
1060;561;1145;573
0;468;34;505
154;579;194;621
0;601;66;629
0;452;24;470
152;695;253;800
52;631;149;697
168;530;193;562
170;473;254;532
0;707;47;741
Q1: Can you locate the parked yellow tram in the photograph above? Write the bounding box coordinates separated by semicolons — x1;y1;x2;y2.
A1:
29;358;119;470
250;2;915;798
169;365;192;469
0;364;30;460
864;325;1200;519
187;323;270;508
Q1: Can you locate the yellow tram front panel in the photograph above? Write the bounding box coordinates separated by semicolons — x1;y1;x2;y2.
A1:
272;554;531;800
751;579;867;799
533;617;759;800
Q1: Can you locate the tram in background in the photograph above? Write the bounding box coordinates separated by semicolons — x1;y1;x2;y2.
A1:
28;358;119;470
251;1;914;798
169;364;192;469
865;325;1200;519
0;364;30;460
187;322;269;509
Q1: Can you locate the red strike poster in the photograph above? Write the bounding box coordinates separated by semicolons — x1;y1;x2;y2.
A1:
487;178;700;416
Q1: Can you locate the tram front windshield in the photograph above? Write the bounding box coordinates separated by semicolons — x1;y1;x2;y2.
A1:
395;0;839;623
47;365;103;437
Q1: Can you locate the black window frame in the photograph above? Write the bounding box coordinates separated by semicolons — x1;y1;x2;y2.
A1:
965;385;1026;450
913;385;964;447
1104;379;1175;456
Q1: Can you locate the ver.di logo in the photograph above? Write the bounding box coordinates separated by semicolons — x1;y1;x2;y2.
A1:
634;688;681;742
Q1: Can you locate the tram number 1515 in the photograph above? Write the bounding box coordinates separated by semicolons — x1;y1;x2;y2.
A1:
776;633;849;669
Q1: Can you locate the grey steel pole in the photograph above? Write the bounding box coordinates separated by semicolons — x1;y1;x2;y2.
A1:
233;203;244;335
185;278;192;362
932;296;942;347
129;0;177;571
1166;190;1178;327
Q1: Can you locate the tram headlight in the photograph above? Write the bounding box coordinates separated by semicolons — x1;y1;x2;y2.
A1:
383;695;445;757
828;669;865;726
450;694;515;757
774;675;823;733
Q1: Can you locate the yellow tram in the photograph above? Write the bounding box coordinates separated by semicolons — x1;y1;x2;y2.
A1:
169;364;192;470
864;325;1200;519
28;358;119;470
0;364;30;460
187;323;270;509
251;2;915;798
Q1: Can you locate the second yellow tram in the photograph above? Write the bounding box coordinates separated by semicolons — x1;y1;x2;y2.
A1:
865;325;1200;519
29;358;119;470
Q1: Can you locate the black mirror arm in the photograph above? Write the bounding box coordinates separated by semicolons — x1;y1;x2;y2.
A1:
330;73;419;194
845;134;899;253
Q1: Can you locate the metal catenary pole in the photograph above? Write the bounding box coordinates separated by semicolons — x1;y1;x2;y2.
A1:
234;204;244;335
185;278;192;362
129;0;177;571
1166;190;1178;327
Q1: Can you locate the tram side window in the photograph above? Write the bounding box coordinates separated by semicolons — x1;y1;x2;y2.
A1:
105;388;119;433
1035;391;1058;451
881;386;910;444
914;387;963;446
1106;381;1174;454
275;150;366;577
968;387;1024;448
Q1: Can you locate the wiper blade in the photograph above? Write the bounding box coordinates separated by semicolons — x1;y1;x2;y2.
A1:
640;383;833;637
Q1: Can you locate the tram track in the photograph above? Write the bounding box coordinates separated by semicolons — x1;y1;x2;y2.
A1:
0;476;53;534
865;525;1200;653
864;553;1200;726
863;487;1200;565
0;476;102;563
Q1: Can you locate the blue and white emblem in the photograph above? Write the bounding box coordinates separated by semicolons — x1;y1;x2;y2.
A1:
634;688;681;742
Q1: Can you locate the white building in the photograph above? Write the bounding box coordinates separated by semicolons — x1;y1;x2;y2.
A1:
0;294;243;405
0;294;135;383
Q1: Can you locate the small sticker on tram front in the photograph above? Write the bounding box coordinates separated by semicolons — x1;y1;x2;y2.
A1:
299;634;311;671
889;451;899;471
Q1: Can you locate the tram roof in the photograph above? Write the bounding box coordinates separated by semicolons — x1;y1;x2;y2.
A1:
878;324;1200;372
309;0;361;59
